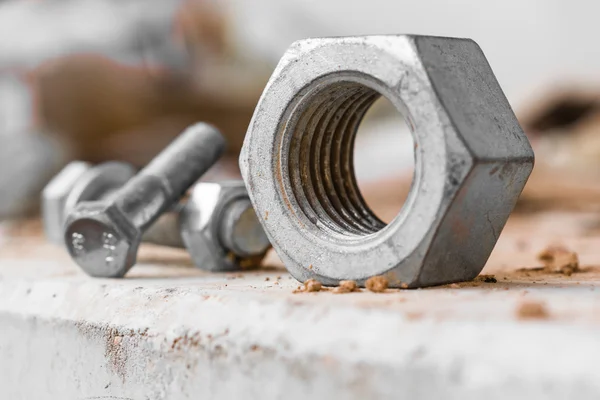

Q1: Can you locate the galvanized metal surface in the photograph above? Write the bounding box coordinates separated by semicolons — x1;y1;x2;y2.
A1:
180;182;271;272
240;35;534;288
64;123;225;277
2;211;600;400
43;162;270;271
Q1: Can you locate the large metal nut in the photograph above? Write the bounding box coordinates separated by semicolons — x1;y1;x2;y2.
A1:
240;35;534;288
179;181;271;272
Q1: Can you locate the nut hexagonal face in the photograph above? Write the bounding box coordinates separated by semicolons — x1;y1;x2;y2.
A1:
240;35;534;288
180;181;269;272
42;161;91;244
64;201;140;278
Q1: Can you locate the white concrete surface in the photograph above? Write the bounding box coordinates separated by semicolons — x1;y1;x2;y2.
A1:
2;221;600;399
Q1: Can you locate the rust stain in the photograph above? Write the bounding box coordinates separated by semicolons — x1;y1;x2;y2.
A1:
274;153;305;229
75;322;149;384
171;332;202;351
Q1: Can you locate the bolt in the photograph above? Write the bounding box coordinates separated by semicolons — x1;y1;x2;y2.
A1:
45;162;271;272
64;122;225;277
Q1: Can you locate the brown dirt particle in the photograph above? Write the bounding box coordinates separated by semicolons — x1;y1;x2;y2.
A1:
332;280;359;294
305;279;322;292
366;276;389;293
479;274;497;283
516;300;550;320
293;279;323;293
473;274;497;283
537;245;579;275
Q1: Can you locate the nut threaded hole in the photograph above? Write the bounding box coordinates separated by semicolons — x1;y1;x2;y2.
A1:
287;80;394;237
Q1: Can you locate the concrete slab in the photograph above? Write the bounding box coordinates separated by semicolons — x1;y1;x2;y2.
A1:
1;213;600;399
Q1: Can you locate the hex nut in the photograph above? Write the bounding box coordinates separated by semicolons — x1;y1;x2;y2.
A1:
240;35;534;288
179;181;271;272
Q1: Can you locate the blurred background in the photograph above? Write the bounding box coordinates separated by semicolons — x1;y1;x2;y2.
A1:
2;0;600;223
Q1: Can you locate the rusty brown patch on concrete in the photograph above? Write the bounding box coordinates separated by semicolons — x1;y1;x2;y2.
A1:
171;332;203;351
75;322;149;383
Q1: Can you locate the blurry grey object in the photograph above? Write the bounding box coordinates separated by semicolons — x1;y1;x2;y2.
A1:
0;74;32;134
0;0;190;221
0;72;69;220
43;160;270;272
0;0;187;69
240;35;534;288
0;128;67;219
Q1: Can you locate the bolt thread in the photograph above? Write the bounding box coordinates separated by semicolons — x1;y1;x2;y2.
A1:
286;81;386;237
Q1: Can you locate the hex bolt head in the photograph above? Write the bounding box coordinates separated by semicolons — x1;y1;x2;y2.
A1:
64;122;226;277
